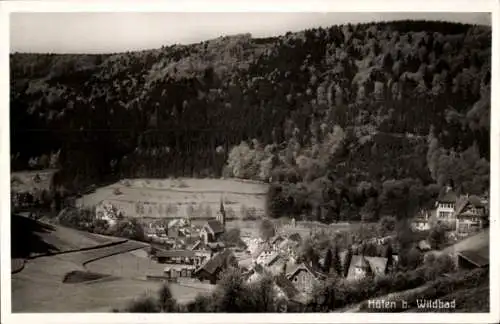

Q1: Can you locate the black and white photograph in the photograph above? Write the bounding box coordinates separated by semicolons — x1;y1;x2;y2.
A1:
1;0;498;323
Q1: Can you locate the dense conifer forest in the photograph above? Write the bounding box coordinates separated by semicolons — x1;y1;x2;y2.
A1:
10;20;491;223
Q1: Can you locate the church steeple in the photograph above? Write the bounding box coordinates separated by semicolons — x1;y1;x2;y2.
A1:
219;196;226;229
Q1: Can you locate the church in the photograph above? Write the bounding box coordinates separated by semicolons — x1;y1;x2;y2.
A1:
199;198;226;244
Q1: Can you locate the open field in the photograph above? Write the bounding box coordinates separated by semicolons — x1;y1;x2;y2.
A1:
12;241;160;312
76;178;269;219
85;248;165;278
13;244;214;312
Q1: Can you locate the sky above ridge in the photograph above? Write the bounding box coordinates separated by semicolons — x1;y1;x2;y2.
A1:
10;12;491;54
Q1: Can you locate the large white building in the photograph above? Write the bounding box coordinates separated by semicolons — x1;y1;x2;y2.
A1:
435;187;458;223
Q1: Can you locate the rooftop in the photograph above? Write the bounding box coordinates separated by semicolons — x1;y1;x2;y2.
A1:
274;274;300;299
205;219;224;234
458;249;489;267
348;255;388;277
194;249;234;275
438;190;458;203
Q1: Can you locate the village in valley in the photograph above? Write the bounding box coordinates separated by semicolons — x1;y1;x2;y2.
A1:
11;171;490;311
8;12;492;314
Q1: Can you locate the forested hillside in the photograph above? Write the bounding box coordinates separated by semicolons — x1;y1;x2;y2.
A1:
10;20;491;222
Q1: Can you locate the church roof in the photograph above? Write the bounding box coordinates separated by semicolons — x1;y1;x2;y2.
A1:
204;219;224;234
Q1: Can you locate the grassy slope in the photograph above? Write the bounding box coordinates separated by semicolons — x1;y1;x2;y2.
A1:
11;214;125;260
13;243;212;312
10;215;159;312
12;239;150;312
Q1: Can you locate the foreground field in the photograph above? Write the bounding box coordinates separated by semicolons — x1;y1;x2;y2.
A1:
11;241;170;312
85;249;165;279
11;218;214;312
12;243;214;312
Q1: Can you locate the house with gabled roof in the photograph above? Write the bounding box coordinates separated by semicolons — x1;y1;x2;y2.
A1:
192;249;235;284
286;262;327;295
255;250;280;267
454;195;488;236
435;186;458;223
346;255;389;281
274;274;310;307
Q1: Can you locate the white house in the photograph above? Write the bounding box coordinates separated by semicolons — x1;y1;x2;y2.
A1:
435;187;458;223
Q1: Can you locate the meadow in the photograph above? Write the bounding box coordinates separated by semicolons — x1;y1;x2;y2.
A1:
77;178;269;220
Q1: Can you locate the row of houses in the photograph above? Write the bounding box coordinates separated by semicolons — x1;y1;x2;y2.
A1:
147;203;230;282
412;187;489;236
242;251;397;306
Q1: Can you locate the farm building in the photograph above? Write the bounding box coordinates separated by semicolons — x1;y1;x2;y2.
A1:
286;262;327;295
346;255;389;281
